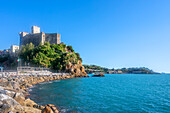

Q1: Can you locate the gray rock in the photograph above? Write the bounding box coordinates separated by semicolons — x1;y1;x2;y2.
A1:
0;81;20;90
0;101;3;105
0;94;23;112
8;111;13;113
13;92;25;105
0;94;19;106
0;86;16;98
0;104;11;113
6;91;15;98
11;81;20;90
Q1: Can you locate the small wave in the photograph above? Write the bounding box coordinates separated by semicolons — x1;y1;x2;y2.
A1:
39;87;44;89
28;85;36;92
54;80;61;82
28;89;32;91
39;82;48;84
30;85;35;88
39;82;47;85
39;81;53;84
60;109;68;113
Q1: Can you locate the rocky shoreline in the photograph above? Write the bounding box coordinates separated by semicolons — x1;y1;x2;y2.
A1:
0;73;89;113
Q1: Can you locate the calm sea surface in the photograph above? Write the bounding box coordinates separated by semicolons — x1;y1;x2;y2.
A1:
29;74;170;113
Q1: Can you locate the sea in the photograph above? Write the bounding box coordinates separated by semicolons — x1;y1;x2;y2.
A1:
29;74;170;113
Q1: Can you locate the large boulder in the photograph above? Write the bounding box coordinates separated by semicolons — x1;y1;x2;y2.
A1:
11;81;20;90
0;81;20;90
0;104;11;113
33;104;45;110
23;98;37;107
0;86;17;98
22;106;41;113
0;81;12;88
42;106;54;113
65;60;89;77
92;73;105;77
13;93;25;105
0;94;23;113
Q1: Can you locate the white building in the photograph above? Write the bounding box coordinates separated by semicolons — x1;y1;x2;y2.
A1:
11;45;19;53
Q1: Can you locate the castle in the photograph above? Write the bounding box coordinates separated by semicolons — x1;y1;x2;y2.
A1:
19;26;61;47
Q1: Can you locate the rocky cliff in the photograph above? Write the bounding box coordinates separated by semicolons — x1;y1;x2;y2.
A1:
66;60;88;77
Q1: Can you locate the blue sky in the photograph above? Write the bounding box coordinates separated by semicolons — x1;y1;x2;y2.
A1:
0;0;170;73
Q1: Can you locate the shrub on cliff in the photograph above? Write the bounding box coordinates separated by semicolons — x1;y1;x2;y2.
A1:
67;45;74;52
19;42;82;71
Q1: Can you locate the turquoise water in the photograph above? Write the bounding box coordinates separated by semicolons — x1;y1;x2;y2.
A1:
29;74;170;113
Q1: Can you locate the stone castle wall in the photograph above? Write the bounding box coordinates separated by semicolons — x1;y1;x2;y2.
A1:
20;33;43;47
20;26;61;47
45;33;61;45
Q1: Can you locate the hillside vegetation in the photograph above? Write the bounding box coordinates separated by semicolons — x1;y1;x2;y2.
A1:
19;42;82;71
0;54;17;69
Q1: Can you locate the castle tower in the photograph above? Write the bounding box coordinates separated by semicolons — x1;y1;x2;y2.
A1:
20;26;61;47
57;34;61;44
31;26;40;34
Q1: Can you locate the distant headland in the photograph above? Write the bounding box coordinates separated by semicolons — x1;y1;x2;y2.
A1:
84;65;159;74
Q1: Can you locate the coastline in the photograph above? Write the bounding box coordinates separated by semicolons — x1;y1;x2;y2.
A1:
28;74;170;113
0;73;89;113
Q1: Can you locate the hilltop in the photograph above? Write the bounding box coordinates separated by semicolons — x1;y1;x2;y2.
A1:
0;42;88;77
18;42;88;77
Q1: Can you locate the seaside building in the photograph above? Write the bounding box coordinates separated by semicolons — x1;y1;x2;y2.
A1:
19;26;61;47
0;45;19;56
11;45;19;53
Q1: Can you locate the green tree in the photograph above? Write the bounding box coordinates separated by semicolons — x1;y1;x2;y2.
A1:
19;42;83;71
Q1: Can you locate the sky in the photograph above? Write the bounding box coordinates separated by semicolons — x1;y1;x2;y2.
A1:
0;0;170;73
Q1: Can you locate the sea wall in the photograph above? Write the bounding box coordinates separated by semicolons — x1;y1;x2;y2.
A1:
0;73;88;113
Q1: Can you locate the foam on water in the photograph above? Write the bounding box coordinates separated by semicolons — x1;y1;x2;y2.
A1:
54;80;61;82
39;81;53;85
